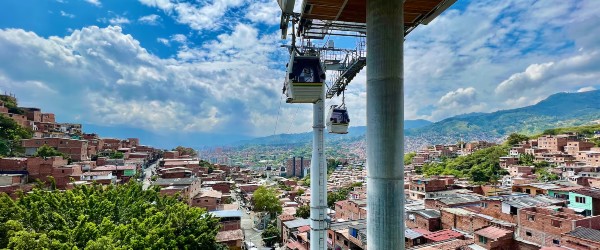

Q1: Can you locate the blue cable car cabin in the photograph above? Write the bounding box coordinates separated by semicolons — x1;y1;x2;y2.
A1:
284;53;326;103
327;105;350;134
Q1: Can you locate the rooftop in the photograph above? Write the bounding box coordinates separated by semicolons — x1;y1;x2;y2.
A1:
215;229;243;242
210;210;242;218
571;188;600;199
474;226;512;240
283;218;311;229
405;228;423;239
422;229;463;242
566;227;600;242
153;177;199;186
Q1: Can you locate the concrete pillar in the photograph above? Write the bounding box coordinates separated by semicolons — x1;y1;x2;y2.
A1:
310;87;327;249
366;0;405;249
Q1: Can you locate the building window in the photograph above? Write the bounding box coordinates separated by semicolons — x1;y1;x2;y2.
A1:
553;239;560;245
481;202;488;208
526;231;532;237
344;240;348;246
527;215;535;221
551;220;561;227
525;189;531;194
479;236;488;244
576;196;586;203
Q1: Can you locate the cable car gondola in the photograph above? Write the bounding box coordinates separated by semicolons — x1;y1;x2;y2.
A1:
283;52;326;103
327;104;350;134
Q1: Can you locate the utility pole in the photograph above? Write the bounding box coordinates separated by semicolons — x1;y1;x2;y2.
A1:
310;87;327;250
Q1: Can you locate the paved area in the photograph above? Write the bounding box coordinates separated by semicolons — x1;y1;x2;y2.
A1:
142;160;158;190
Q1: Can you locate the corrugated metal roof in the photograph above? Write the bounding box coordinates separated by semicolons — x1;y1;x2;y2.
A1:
405;228;423;239
567;227;600;242
283;218;310;229
210;210;242;218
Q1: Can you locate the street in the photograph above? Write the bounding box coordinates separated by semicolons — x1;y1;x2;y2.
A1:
142;160;158;190
233;192;271;250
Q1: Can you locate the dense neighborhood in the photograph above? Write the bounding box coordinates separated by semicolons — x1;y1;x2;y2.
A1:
3;92;600;250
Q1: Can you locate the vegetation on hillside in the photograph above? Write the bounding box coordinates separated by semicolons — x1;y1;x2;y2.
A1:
0;182;224;249
0;114;32;157
327;182;363;208
295;205;310;219
173;146;198;157
404;152;416;165
422;145;509;183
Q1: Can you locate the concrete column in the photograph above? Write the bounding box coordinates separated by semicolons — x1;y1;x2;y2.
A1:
366;0;405;249
310;87;327;249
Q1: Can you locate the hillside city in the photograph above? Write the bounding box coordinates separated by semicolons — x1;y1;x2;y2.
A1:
2;91;600;250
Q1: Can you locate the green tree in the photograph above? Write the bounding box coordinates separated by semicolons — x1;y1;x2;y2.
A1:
506;133;529;146
328;187;351;208
0;182;223;249
404;152;416;165
109;151;124;159
33;145;67;158
296;189;305;196
0;114;32;156
519;153;535;165
261;221;281;247
252;186;282;215
295;205;310;219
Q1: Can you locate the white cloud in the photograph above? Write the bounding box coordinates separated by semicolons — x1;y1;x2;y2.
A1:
157;37;169;46
0;25;288;136
138;0;245;31
60;11;75;18
85;0;101;6
577;86;597;92
171;34;187;44
245;0;280;25
138;14;161;25
109;16;131;25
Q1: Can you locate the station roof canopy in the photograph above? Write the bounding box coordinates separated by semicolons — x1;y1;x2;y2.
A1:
297;0;456;38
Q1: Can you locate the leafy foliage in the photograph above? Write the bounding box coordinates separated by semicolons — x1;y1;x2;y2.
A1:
328;187;351;209
261;220;280;247
295;205;310;219
404;152;416;165
0;182;223;249
252;186;282;215
0;114;32;156
422;145;510;184
506;133;529;146
109;151;124;159
173;146;198;157
33;145;67;158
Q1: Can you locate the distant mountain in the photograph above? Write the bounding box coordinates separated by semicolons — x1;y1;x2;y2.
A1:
406;90;600;142
236;119;433;146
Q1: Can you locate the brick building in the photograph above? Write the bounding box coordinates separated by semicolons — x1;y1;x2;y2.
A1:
406;209;441;232
561;227;600;250
191;188;222;211
0;157;28;172
408;177;454;200
473;226;515;250
334;199;367;221
517;207;600;247
22;138;89;161
537;135;569;152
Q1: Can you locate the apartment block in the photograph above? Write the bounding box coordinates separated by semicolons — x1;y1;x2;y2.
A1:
22;138;89;161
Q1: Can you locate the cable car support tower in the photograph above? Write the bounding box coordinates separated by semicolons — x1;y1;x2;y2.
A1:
276;0;456;249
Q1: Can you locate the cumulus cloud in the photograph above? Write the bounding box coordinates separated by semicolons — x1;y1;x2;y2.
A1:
138;14;161;25
245;0;280;25
0;25;290;136
109;16;131;25
138;0;245;31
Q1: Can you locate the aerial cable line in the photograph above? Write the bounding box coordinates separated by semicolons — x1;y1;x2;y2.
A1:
273;93;284;136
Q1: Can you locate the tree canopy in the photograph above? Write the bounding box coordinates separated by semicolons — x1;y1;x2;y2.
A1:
295;205;310;219
404;152;416;165
0;182;224;249
506;133;529;146
174;146;198;157
33;145;67;159
252;186;282;215
422;145;509;184
109;151;124;159
0;114;32;156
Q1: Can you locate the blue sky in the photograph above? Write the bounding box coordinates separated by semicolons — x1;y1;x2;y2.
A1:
0;0;599;147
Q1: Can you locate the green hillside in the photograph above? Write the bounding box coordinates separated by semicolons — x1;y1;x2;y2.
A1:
407;90;600;138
